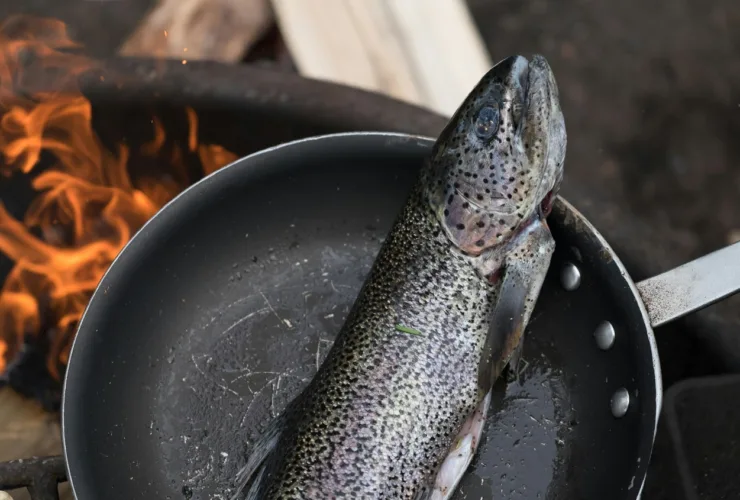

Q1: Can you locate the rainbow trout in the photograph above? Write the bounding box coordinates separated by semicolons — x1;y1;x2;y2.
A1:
232;54;566;500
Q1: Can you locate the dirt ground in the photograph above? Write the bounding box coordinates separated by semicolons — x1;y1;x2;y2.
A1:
1;1;739;498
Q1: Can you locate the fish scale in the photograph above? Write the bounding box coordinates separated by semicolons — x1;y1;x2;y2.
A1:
232;54;566;500
260;183;496;499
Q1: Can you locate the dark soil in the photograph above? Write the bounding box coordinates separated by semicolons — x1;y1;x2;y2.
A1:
1;1;739;498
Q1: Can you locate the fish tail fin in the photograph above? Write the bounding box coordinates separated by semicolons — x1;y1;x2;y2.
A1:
230;415;285;500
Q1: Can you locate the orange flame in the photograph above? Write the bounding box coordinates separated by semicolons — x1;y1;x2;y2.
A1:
0;16;237;379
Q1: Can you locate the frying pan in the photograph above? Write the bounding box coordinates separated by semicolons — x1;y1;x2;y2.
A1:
61;132;740;500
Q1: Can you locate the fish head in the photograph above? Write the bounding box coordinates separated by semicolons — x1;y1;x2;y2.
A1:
424;54;566;256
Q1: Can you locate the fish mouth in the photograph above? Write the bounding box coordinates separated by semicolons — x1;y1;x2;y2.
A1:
516;55;534;132
525;54;559;209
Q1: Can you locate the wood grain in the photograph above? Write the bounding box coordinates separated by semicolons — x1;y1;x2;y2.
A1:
269;0;492;116
119;0;274;63
0;388;71;499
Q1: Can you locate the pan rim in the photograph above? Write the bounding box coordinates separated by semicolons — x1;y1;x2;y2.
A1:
553;197;662;500
60;131;662;499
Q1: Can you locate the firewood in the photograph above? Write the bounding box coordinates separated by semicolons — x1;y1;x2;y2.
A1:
268;0;492;116
119;0;274;63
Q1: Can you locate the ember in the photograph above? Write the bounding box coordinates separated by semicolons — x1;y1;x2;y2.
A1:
0;15;237;401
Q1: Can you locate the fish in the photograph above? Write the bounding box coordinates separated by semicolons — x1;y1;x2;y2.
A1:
231;54;567;500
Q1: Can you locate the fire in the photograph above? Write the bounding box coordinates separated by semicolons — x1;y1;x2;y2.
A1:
0;16;237;380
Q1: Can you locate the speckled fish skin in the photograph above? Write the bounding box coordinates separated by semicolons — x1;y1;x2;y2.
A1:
233;54;566;500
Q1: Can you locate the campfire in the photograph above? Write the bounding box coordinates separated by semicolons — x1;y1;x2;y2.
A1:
0;5;489;412
0;15;237;407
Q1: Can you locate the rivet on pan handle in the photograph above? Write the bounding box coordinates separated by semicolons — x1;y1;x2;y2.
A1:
636;241;740;328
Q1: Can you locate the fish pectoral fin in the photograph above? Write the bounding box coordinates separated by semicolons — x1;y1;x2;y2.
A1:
230;415;285;500
243;466;267;500
426;391;492;500
479;218;555;392
504;333;526;384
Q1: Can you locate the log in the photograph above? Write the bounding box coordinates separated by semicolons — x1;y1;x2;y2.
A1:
119;0;274;63
269;0;492;117
0;387;72;499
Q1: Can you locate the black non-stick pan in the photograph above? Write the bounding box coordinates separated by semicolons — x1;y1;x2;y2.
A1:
61;132;740;500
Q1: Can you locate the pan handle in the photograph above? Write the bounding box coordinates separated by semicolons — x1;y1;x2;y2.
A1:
635;241;740;327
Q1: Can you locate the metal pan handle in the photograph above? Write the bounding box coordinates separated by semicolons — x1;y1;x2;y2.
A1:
636;241;740;327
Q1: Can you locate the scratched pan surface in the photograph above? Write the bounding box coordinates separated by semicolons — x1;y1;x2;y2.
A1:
62;133;658;500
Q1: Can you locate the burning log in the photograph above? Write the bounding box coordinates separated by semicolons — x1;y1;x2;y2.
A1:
119;0;275;63
0;15;239;408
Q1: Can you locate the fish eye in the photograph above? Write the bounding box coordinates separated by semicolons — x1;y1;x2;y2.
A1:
474;105;499;140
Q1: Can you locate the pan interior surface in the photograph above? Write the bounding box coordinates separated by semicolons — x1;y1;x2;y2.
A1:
62;133;658;500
